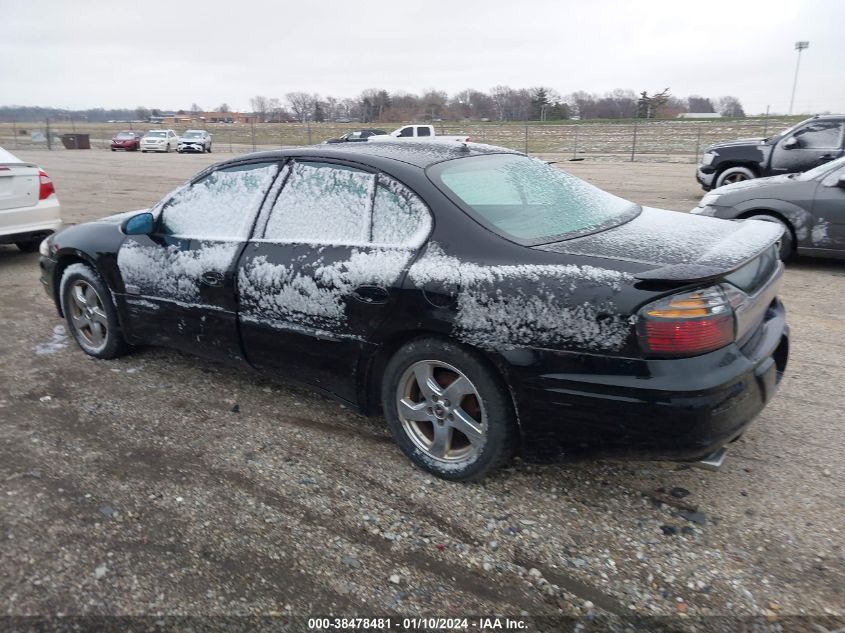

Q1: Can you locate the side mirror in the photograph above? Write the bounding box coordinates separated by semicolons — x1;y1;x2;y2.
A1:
122;212;155;235
783;136;799;150
837;174;845;189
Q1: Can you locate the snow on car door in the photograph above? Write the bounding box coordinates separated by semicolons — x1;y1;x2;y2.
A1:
116;161;279;361
237;160;431;402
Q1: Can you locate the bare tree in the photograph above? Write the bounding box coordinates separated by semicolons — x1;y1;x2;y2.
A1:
249;96;270;122
216;103;231;113
286;92;314;122
716;96;745;117
687;95;715;113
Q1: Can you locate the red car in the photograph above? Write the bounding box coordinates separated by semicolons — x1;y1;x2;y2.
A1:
110;131;143;151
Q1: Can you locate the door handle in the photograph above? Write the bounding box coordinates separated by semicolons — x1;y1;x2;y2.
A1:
201;271;225;287
819;154;835;161
351;285;390;304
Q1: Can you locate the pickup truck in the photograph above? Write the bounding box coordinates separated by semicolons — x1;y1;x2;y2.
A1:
367;124;469;143
697;114;845;190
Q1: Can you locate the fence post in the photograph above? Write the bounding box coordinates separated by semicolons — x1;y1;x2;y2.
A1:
523;124;528;155
630;116;638;162
307;122;313;145
694;125;702;164
46;118;52;150
229;130;232;153
12;120;17;149
251;121;256;152
572;125;578;160
762;105;770;138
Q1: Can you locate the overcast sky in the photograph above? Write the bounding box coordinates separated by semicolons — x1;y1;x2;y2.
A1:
3;0;843;115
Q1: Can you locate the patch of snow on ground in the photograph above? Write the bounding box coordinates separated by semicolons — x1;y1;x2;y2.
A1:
35;325;68;355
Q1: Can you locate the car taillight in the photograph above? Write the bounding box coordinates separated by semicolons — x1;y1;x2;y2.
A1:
638;286;735;356
39;170;55;200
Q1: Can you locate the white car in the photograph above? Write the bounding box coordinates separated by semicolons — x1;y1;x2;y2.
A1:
0;147;61;252
367;124;470;143
141;129;179;153
177;130;212;153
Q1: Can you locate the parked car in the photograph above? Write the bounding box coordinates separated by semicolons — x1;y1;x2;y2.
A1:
39;142;788;481
323;129;388;144
697;114;845;190
110;131;143;152
693;155;845;260
177;130;212;154
140;129;179;153
368;124;469;143
0;147;61;251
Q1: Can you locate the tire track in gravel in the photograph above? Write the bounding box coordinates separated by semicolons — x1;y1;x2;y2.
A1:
9;397;550;613
0;440;358;612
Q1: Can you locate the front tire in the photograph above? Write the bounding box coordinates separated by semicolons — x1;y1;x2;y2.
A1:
60;263;129;359
381;338;517;481
206;144;212;153
747;214;794;260
716;166;755;188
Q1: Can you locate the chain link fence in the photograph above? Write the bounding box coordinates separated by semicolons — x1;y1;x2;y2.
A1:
0;116;801;163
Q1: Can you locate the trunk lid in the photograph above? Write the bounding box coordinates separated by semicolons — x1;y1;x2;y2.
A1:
537;207;783;283
0;149;39;211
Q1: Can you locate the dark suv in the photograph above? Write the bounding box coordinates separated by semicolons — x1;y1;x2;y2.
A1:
696;115;845;190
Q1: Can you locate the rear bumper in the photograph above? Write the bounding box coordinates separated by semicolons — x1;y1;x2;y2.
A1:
507;299;789;462
0;198;62;245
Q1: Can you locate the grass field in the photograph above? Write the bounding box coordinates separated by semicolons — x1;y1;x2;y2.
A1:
0;115;806;162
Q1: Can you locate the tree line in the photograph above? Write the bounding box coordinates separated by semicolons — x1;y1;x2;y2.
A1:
0;88;745;124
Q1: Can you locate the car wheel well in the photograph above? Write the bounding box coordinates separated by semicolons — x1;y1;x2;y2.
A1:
53;254;95;316
737;209;795;236
360;331;522;443
737;209;796;257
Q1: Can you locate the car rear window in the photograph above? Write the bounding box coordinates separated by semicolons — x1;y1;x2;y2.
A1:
429;154;639;244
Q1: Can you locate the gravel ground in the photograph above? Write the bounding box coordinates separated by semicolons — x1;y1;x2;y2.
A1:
0;150;843;631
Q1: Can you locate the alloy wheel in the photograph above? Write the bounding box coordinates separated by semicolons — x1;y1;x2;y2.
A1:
396;360;486;462
68;280;108;350
722;172;749;184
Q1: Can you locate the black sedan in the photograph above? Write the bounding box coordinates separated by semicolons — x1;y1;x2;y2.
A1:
323;129;387;144
693;155;845;260
38;142;789;481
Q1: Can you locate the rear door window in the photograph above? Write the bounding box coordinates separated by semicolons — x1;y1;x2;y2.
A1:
417;126;431;137
263;161;375;243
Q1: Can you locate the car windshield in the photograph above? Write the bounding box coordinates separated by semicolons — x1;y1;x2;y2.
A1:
146;131;166;138
183;131;203;138
115;132;135;139
796;155;845;181
429;154;639;243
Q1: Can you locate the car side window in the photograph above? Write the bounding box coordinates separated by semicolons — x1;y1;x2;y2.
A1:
794;121;844;149
397;127;414;137
160;162;279;239
418;126;431;137
263;161;375;242
371;176;432;246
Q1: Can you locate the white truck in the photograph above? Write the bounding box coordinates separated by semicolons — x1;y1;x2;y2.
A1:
367;124;469;143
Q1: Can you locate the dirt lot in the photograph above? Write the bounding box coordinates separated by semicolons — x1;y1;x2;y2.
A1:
1;150;843;630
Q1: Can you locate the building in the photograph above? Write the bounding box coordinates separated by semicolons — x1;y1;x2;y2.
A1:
677;113;723;119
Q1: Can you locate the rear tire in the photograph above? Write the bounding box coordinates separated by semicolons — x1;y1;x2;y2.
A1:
206;144;212;153
715;166;755;188
381;337;517;481
746;214;794;260
60;263;129;359
15;238;41;252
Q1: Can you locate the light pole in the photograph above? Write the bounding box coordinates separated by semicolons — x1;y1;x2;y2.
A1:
789;41;809;115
